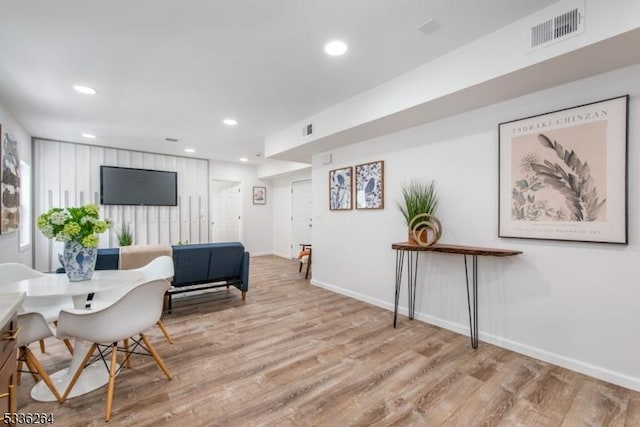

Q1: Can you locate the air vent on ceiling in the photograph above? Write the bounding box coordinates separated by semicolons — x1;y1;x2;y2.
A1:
530;5;583;49
302;123;313;138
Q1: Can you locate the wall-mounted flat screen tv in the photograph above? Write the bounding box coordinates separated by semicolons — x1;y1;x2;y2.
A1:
100;166;178;206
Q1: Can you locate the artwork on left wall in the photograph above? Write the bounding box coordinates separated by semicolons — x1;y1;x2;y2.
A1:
1;125;20;234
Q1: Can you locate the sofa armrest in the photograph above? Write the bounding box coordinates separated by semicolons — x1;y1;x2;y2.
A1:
238;251;250;292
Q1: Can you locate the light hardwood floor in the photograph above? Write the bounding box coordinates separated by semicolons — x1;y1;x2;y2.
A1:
17;255;640;426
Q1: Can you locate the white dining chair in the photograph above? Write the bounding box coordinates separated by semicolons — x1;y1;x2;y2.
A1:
56;279;172;422
16;311;64;402
90;255;175;344
0;263;75;353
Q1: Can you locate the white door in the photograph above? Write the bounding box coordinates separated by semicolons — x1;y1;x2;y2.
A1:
291;180;312;258
211;180;241;242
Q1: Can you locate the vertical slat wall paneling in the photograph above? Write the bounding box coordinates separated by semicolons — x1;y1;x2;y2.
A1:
168;156;179;244
103;148;118;248
75;143;91;210
90;146;107;247
143;153;157;244
59;144;76;208
34;141;61;271
197;159;209;242
176;157;188;243
33;139;209;270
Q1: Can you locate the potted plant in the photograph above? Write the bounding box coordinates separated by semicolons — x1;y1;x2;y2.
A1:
397;179;441;245
37;203;112;281
115;223;134;246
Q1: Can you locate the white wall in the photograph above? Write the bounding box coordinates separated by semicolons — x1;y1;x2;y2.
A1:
210;160;273;255
0;98;31;265
266;0;640;162
311;63;640;390
271;171;312;258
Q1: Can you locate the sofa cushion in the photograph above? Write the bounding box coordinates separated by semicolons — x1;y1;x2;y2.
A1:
172;242;245;286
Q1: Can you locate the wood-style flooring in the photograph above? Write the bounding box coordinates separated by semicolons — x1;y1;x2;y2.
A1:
17;255;640;426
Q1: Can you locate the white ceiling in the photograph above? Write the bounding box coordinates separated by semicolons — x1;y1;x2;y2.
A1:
0;0;558;165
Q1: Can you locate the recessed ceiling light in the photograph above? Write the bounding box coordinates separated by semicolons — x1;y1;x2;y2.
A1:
184;148;195;153
81;133;96;139
239;157;248;162
223;118;238;126
324;40;348;56
73;85;97;95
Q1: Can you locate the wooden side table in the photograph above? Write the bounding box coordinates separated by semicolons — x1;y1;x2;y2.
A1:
391;242;522;348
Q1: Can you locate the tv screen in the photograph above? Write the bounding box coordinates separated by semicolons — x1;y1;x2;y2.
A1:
100;166;177;206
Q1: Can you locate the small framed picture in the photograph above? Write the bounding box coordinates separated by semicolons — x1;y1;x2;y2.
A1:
252;186;266;205
355;160;384;209
329;166;352;210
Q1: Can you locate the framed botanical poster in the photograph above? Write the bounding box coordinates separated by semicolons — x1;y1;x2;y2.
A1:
355;160;384;209
498;95;628;244
252;186;266;205
329;166;352;210
1;127;20;234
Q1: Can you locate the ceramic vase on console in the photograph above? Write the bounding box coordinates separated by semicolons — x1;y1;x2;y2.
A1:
63;240;98;281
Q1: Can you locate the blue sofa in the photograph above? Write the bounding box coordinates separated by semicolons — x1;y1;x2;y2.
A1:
75;242;250;312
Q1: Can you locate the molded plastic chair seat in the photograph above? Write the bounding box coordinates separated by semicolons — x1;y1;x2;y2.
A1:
16;312;63;402
56;279;172;421
0;263;75;353
90;255;175;344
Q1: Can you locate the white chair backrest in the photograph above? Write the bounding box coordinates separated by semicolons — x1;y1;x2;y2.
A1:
0;263;44;285
0;264;68;321
16;312;54;348
132;255;174;281
57;279;170;343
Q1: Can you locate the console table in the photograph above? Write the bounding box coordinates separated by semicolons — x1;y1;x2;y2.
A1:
391;242;522;348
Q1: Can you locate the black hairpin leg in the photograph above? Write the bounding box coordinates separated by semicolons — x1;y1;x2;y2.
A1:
393;250;405;328
464;255;479;349
407;251;418;321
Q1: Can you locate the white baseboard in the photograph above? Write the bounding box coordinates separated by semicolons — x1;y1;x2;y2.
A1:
272;252;294;260
250;251;275;257
310;278;640;392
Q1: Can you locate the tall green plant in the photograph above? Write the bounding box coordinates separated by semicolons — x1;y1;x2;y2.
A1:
115;223;134;246
397;179;439;228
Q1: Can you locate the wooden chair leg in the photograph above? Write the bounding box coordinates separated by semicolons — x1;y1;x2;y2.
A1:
241;291;247;301
24;347;63;403
305;257;311;279
39;339;45;354
63;339;74;355
123;339;131;368
299;261;303;272
141;334;172;380
105;344;118;422
62;343;97;402
21;348;40;383
156;320;174;344
16;357;23;384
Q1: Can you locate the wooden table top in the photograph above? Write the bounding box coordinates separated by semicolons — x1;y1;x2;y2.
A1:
391;242;522;257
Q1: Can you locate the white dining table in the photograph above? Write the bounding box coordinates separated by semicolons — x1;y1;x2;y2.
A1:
4;269;145;402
